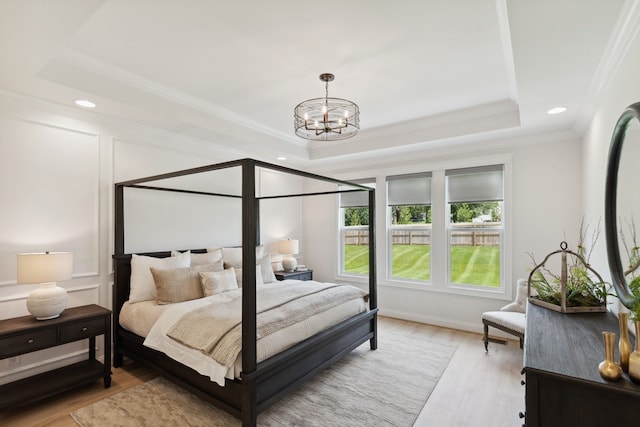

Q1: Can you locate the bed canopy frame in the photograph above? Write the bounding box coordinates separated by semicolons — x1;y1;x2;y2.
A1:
113;158;378;426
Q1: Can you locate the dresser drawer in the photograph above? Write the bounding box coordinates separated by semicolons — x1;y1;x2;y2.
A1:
0;329;57;357
60;318;105;342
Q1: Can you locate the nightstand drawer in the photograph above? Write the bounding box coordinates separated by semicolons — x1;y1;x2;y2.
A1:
0;304;112;410
0;330;57;357
275;269;313;281
293;271;312;280
60;318;105;342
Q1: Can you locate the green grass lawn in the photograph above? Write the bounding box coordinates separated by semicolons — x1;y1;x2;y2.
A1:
391;244;431;280
449;245;500;287
344;244;500;287
344;245;370;275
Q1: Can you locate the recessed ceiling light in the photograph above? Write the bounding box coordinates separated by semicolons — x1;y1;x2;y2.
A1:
74;99;96;108
277;156;287;161
547;106;567;115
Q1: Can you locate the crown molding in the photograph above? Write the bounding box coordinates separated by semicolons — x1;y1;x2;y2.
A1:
495;0;519;101
574;0;640;134
309;99;521;160
50;48;304;146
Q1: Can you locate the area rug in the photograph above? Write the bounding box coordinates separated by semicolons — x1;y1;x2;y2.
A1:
72;326;456;427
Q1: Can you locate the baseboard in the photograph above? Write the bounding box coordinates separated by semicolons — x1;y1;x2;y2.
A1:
379;308;520;342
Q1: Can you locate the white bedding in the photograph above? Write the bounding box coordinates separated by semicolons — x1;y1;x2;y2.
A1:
119;299;170;337
119;279;367;386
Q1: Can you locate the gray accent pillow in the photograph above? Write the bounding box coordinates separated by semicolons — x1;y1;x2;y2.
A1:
151;261;223;304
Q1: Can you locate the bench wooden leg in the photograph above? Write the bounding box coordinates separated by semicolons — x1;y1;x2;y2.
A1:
484;321;489;351
483;318;519;351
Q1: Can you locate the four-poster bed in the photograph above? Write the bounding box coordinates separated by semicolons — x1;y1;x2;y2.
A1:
112;158;378;426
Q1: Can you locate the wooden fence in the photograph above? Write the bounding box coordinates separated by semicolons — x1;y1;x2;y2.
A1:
391;228;431;245
344;224;500;246
449;230;500;246
344;227;370;245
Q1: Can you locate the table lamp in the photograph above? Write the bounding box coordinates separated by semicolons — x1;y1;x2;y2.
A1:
278;239;299;272
17;251;73;320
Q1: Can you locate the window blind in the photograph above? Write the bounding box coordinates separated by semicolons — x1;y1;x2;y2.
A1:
386;172;432;206
446;165;503;203
339;179;375;208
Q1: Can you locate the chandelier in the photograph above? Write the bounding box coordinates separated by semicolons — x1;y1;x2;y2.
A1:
294;73;360;141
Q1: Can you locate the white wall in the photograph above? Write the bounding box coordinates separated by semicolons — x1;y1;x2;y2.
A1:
582;27;640;311
303;136;584;334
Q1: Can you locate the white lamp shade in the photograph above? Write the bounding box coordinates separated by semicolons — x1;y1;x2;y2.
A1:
278;239;299;255
17;252;73;284
17;252;73;320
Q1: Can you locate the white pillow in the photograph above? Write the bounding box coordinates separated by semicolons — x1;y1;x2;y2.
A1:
500;278;528;313
270;254;284;272
222;245;265;269
129;252;190;303
200;268;238;296
205;247;223;262
233;265;265;288
172;249;223;266
258;255;277;283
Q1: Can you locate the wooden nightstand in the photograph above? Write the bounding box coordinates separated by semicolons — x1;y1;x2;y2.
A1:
275;269;313;281
0;304;111;410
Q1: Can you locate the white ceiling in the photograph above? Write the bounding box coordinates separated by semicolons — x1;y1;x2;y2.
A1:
0;0;634;168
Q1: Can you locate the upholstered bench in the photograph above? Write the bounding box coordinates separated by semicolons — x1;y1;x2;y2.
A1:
482;278;527;351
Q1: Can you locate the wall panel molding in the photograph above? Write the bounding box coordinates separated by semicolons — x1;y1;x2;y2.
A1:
0;115;101;283
0;283;100;304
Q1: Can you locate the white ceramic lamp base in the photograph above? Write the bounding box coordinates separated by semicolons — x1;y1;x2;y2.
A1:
26;283;68;320
282;256;297;272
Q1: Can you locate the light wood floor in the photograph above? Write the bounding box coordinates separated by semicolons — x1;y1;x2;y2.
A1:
0;316;524;427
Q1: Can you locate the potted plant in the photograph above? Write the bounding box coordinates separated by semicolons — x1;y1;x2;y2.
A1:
618;217;640;381
528;220;609;313
619;217;640;319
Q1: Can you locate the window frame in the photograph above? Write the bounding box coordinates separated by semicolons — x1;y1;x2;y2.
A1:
386;173;433;283
445;165;505;292
335;157;512;301
338;179;376;278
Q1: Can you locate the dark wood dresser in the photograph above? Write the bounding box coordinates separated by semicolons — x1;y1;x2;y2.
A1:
0;304;111;410
523;303;640;426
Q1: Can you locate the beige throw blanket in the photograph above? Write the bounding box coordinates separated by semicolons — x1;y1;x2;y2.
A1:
166;281;368;368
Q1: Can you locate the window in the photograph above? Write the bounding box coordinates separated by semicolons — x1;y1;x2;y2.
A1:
387;173;432;281
339;180;375;276
335;161;509;296
446;165;503;288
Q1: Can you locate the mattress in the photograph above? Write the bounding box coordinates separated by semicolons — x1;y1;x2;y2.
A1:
119;279;367;386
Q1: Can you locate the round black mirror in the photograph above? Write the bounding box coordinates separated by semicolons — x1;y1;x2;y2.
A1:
605;102;640;309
